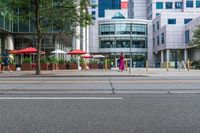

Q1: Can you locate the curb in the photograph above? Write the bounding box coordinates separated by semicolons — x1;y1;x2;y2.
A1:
0;74;150;78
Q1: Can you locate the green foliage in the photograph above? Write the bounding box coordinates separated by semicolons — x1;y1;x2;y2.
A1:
189;25;200;47
0;58;2;64
58;59;65;64
0;0;92;34
70;57;77;63
48;56;58;64
191;60;200;69
22;57;31;63
89;60;98;64
40;58;48;63
103;59;111;65
80;58;84;64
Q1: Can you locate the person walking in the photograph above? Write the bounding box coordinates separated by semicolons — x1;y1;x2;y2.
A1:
1;49;13;72
119;52;125;72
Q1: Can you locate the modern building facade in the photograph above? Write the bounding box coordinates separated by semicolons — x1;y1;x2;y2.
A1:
128;0;147;19
98;0;121;18
150;0;200;67
89;9;153;67
89;0;200;68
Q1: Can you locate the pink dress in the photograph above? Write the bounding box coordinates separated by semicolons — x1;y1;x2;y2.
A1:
119;55;125;71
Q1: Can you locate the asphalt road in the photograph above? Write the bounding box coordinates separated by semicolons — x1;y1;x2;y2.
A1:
0;76;200;94
1;94;200;133
0;77;200;133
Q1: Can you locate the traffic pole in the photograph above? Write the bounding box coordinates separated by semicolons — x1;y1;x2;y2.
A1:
187;59;190;71
166;61;169;71
146;60;148;71
105;59;107;71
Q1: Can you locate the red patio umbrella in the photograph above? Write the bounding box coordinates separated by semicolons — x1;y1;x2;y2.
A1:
9;50;20;54
67;49;86;55
17;47;45;54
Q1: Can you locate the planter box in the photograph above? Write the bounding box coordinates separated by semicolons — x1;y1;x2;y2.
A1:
69;63;78;69
58;64;66;70
90;64;98;69
103;64;111;69
4;64;16;71
21;63;32;71
80;64;86;70
41;63;49;70
49;63;58;70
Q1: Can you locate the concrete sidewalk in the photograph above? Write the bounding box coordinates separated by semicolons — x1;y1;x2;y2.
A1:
0;68;200;77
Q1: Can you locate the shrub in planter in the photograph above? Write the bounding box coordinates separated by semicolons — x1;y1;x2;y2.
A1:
21;57;32;71
89;60;98;69
69;58;78;69
191;60;200;69
48;56;58;70
40;58;49;70
58;59;66;70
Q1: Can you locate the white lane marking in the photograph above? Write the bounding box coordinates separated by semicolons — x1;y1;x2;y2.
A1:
0;97;123;100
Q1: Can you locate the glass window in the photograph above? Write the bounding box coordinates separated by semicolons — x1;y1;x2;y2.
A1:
166;2;173;9
156;13;160;16
185;30;190;43
184;19;192;24
0;15;4;29
116;24;131;34
161;33;164;44
168;19;176;24
132;24;146;35
100;40;115;48
19;20;29;32
116;40;130;48
156;2;163;9
153;24;155;32
157;21;159;30
157;36;159;46
100;24;115;35
153;38;155;47
196;0;200;7
132;39;146;48
186;0;193;7
175;2;182;9
92;11;96;15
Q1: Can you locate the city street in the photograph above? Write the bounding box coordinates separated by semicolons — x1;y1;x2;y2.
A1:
0;76;200;132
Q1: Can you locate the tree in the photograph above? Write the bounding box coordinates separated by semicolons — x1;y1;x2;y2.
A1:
189;25;200;47
0;0;92;75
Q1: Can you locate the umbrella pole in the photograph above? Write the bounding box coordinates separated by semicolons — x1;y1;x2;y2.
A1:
77;56;81;70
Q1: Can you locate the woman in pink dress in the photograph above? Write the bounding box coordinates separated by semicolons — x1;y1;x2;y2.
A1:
119;52;125;72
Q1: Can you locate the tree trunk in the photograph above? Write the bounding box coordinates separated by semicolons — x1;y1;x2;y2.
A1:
35;0;41;75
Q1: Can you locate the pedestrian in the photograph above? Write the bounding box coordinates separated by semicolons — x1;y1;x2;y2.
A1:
119;52;125;72
1;49;13;72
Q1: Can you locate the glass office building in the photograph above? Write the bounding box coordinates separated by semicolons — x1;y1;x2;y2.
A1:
98;0;121;18
0;0;72;58
98;19;148;68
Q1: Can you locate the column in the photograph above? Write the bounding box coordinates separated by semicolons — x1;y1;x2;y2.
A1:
166;49;170;62
5;34;14;50
82;26;86;52
161;50;164;63
184;49;188;62
75;26;80;49
86;26;89;53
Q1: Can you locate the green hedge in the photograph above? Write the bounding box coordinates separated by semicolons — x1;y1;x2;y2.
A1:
191;61;200;69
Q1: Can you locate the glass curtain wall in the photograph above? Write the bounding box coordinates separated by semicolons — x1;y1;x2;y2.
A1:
99;23;148;67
